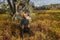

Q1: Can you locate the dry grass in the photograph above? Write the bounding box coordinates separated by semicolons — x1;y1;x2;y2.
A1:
33;10;60;13
0;10;60;40
0;20;60;40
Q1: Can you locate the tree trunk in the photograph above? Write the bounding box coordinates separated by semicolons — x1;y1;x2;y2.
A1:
7;0;14;16
7;0;30;21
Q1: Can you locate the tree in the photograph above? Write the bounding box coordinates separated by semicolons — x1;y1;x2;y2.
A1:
0;0;9;14
7;0;30;16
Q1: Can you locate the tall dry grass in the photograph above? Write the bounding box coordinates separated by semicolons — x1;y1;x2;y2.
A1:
0;10;60;40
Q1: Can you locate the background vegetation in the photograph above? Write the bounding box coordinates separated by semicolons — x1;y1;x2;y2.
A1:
33;4;60;10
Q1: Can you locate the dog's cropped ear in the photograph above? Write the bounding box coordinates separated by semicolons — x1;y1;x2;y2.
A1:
28;0;30;3
13;0;17;2
19;3;25;8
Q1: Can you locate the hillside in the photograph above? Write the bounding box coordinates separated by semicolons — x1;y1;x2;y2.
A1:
34;4;60;10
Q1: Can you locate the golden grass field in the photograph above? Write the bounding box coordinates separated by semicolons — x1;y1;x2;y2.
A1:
0;10;60;40
33;10;60;13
